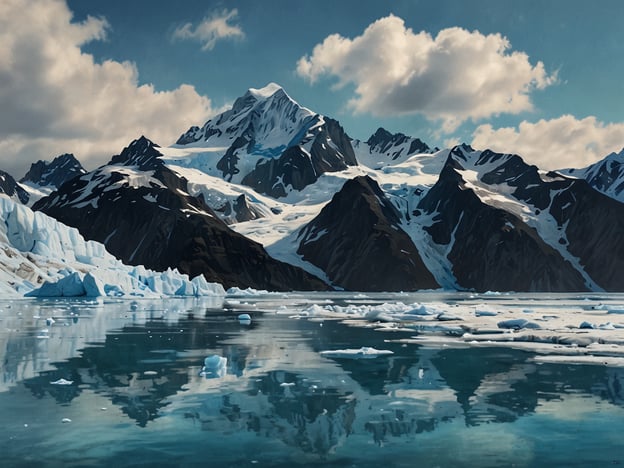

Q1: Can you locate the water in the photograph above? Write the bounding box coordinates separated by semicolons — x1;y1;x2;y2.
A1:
1;293;623;467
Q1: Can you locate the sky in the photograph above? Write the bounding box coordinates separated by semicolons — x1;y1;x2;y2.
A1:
1;0;623;177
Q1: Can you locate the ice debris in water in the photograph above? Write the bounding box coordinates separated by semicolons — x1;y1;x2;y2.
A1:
320;347;394;359
51;378;73;385
497;319;541;330
238;313;251;324
200;355;227;378
61;418;72;423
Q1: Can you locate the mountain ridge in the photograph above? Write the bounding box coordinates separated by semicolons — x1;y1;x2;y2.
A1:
1;83;622;293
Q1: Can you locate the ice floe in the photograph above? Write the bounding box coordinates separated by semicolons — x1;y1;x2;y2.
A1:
320;347;394;359
273;294;624;364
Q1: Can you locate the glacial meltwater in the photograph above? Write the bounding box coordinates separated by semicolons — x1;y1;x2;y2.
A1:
1;292;624;467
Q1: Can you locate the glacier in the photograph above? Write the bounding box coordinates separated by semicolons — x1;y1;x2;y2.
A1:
0;195;225;298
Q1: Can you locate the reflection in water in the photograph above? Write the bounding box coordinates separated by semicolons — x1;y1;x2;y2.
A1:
0;297;624;465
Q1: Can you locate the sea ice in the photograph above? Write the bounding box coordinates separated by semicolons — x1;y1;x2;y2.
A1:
497;319;541;330
200;355;228;378
320;347;394;359
50;378;73;385
238;313;252;324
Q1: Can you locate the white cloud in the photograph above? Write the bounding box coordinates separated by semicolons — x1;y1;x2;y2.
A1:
472;116;624;170
297;15;556;132
0;0;215;177
172;9;244;51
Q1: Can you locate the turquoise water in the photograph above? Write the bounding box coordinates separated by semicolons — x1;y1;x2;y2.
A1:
0;294;623;467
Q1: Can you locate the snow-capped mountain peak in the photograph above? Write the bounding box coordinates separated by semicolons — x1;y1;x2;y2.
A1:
177;83;317;149
561;147;624;202
108;136;164;170
11;152;87;206
168;84;356;197
246;82;287;100
353;127;433;168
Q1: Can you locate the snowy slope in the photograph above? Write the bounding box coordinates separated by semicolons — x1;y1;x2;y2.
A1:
0;194;225;298
560;148;624;202
165;83;356;197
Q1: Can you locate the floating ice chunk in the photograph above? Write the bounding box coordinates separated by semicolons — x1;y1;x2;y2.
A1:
280;382;295;387
61;418;72;423
51;378;73;385
497;319;541;330
46;317;55;326
143;371;158;376
200;355;227;378
475;306;498;317
579;321;595;329
405;304;432;316
227;286;272;296
238;313;252;325
599;322;616;330
320;347;394;359
436;313;462;321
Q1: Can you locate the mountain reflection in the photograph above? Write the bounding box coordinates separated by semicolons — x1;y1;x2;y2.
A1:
2;299;624;455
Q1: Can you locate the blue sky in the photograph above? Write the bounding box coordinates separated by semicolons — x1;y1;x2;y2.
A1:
1;0;623;176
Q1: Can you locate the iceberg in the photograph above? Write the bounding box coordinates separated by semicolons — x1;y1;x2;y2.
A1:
200;355;228;378
320;347;394;359
0;195;225;298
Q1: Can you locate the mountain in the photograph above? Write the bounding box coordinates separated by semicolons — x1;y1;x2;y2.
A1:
560;148;624;202
352;127;433;168
18;153;87;206
411;145;624;291
6;83;624;294
297;175;439;291
0;194;224;298
32;136;329;291
415;148;587;291
0;170;29;204
168;83;357;198
20;153;86;188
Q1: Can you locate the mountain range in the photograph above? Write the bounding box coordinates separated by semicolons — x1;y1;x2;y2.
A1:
2;83;623;295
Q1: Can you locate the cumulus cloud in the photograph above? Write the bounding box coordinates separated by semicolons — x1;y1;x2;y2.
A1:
297;15;556;132
472;116;624;170
0;0;215;177
172;9;244;51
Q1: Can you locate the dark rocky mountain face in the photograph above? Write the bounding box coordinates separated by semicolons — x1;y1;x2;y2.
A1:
240;118;357;198
297;175;439;291
20;153;86;188
0;170;29;204
174;85;357;198
414;145;624;292
366;127;431;160
417;152;588;292
353;127;433;168
545;177;624;292
32;137;329;291
462;146;624;291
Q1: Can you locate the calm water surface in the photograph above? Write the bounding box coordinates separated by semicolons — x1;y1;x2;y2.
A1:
0;293;623;467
